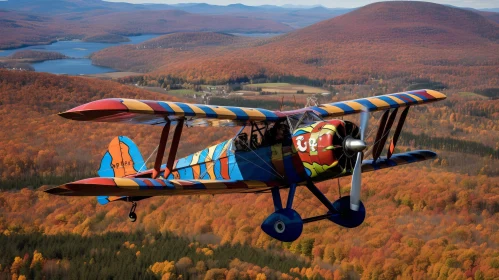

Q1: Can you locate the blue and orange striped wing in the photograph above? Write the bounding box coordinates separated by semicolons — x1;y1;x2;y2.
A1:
59;98;283;127
58;90;445;127
308;89;446;118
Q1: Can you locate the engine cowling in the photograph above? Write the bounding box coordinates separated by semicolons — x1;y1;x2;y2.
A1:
292;120;361;180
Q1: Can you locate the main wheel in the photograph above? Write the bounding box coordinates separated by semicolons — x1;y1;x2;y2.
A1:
261;209;303;242
128;212;137;222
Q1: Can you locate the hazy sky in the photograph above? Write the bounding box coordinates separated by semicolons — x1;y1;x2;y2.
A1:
105;0;498;9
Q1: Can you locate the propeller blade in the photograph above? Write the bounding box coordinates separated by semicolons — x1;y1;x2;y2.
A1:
350;152;363;211
350;107;369;211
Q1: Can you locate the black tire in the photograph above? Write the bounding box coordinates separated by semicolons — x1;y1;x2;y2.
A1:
128;212;137;222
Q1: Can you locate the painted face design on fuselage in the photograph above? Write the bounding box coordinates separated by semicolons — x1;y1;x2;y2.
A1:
292;120;360;179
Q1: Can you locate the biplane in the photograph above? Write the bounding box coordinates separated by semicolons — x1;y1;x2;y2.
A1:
46;89;446;242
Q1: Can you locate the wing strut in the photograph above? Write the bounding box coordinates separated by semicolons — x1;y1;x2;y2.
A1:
373;108;398;161
152;121;171;179
387;106;410;159
152;118;185;179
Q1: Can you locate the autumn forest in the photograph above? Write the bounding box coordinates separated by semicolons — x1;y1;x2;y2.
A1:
0;0;498;279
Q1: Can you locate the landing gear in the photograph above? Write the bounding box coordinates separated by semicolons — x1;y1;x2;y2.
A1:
261;181;366;241
261;185;303;242
128;202;137;222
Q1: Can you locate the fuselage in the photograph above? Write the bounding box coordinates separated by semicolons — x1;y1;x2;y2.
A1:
157;119;359;187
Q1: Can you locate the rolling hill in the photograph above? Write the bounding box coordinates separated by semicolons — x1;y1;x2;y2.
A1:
91;1;499;90
0;8;293;49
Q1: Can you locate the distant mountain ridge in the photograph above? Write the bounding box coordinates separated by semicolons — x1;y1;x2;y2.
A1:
91;1;499;90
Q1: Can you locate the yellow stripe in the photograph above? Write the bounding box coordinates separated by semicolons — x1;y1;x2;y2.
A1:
221;140;232;155
321;104;344;115
386;95;406;105
165;102;185;115
367;97;391;109
207;145;217;160
191;151;201;165
406;94;423;103
240;108;267;120
343;101;363;111
170;180;187;190
186;104;207;117
210;106;237;119
121;99;154;113
114;178;140;189
426;90;447;100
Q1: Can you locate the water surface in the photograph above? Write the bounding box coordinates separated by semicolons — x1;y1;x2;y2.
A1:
1;34;161;75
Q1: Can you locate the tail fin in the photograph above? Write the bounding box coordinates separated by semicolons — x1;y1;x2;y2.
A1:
98;136;146;177
97;136;145;205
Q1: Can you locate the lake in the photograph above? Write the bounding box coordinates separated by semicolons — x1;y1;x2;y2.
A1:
0;34;161;75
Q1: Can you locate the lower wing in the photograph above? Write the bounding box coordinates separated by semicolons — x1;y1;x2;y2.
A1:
44;150;436;197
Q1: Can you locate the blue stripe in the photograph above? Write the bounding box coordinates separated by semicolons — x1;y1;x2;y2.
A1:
162;180;175;189
195;105;218;118
131;178;148;188
97;196;110;205
355;99;378;111
376;96;399;108
157;102;176;114
292;130;308;137
225;107;249;120
174;102;196;116
213;141;226;160
214;160;223;180
198;148;208;163
310;106;329;117
257;109;280;121
145;178;163;188
331;103;355;114
98;152;114;177
199;163;208;179
176;154;193;168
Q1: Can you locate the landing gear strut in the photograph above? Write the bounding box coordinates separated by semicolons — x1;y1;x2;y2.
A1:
129;202;137;222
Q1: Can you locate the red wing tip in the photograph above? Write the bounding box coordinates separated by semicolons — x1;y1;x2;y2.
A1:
58;111;85;121
44;185;74;196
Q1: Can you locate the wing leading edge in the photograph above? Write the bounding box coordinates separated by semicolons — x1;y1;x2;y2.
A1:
308;89;446;118
59;98;284;127
58;90;445;127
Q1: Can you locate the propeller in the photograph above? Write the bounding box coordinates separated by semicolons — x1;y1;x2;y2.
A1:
347;108;369;211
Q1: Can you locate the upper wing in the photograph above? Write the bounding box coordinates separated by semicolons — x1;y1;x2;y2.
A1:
58;89;446;127
305;89;446;118
59;98;283;127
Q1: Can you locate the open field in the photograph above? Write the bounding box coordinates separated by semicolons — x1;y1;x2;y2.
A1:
244;83;329;94
86;71;143;79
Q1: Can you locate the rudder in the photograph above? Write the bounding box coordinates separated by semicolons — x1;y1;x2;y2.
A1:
97;136;145;205
98;136;146;177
